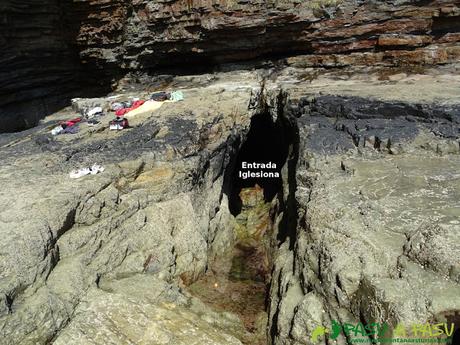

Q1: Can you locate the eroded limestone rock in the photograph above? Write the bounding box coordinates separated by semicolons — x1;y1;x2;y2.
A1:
0;68;459;345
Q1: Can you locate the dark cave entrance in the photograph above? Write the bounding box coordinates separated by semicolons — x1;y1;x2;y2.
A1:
224;105;300;248
444;311;460;345
452;328;459;345
227;111;291;216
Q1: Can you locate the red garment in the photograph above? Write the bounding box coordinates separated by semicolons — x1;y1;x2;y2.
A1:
109;118;129;129
61;117;82;127
115;100;145;116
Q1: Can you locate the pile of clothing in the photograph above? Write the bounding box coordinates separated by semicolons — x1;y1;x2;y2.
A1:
109;117;129;130
69;164;105;179
111;100;134;112
86;106;104;118
107;100;146;130
53;90;185;136
50;105;106;135
150;91;184;102
150;91;170;101
114;100;145;117
85;106;104;126
107;90;185;123
51;117;82;135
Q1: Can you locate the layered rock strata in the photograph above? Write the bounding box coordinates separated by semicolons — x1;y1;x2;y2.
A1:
3;0;460;132
74;0;460;70
0;0;98;133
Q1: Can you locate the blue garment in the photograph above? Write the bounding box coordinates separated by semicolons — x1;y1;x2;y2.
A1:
62;125;79;134
170;91;184;101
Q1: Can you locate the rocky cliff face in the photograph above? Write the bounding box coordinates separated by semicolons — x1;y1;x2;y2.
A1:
2;0;460;132
0;0;89;133
73;0;460;71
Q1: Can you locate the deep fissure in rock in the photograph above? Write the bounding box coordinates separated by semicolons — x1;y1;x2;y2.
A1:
452;328;460;345
189;98;300;344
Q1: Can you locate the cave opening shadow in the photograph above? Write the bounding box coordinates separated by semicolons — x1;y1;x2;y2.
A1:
227;112;290;216
452;328;460;345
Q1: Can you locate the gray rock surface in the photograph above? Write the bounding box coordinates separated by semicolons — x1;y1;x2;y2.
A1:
267;67;460;344
0;66;459;344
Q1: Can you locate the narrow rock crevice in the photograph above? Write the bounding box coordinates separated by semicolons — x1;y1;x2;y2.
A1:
188;93;301;344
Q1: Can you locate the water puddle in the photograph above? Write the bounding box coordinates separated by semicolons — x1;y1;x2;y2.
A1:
188;185;275;345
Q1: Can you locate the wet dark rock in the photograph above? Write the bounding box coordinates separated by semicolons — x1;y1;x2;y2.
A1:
303;95;460;123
